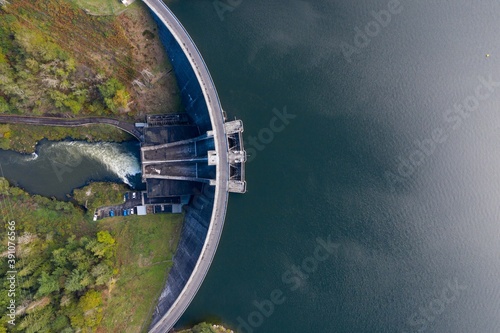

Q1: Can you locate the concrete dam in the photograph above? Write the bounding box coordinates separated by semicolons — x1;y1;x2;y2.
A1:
141;1;246;332
0;1;243;330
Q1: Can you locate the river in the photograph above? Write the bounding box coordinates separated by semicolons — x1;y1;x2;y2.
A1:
0;140;141;200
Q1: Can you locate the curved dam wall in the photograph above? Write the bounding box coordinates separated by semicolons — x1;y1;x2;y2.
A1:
143;1;230;332
151;184;214;322
149;10;213;328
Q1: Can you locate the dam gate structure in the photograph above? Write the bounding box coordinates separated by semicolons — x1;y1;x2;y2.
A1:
0;4;246;329
137;1;247;332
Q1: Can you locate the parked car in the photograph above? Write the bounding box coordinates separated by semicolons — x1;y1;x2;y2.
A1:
129;208;135;215
132;192;136;199
109;210;114;217
123;209;128;216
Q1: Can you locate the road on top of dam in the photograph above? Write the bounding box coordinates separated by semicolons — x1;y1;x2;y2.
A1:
142;1;231;332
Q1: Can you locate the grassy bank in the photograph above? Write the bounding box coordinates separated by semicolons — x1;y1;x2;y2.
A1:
0;123;133;153
0;179;183;332
98;214;183;333
0;0;181;119
176;323;234;333
0;0;182;152
73;182;129;215
0;0;190;331
70;0;129;16
75;182;185;332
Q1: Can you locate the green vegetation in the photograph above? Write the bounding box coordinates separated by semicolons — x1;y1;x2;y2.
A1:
0;1;189;332
0;178;112;332
70;0;129;16
0;0;183;152
0;1;129;115
98;214;183;332
0;123;132;153
73;182;128;214
0;179;183;332
177;323;234;333
0;2;132;118
98;77;130;113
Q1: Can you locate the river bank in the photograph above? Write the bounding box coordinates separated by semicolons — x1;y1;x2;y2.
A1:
0;0;189;332
176;322;234;333
0;178;183;332
0;123;132;154
0;0;182;153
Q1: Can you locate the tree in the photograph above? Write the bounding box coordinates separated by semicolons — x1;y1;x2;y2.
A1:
0;96;9;113
0;177;9;195
193;322;216;333
98;77;128;113
36;271;59;297
51;248;69;268
78;290;102;312
68;290;103;331
93;230;116;259
112;88;129;109
86;239;107;259
18;256;43;277
90;263;112;286
68;248;93;271
65;58;76;72
51;315;71;332
98;78;122;99
19;306;54;333
97;230;115;245
63;98;83;114
64;269;86;292
0;49;6;64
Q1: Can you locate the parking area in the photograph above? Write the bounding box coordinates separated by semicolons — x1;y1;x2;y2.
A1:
124;191;143;205
93;191;144;220
93;191;186;221
95;205;136;220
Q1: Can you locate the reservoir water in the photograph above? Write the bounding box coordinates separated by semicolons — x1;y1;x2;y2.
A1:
166;0;500;332
1;0;500;332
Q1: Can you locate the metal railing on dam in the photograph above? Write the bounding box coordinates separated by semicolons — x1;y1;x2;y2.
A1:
142;1;234;332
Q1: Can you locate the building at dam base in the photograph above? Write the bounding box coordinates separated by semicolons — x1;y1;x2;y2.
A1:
140;1;246;332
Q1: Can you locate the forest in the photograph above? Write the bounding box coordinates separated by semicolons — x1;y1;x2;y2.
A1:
0;179;183;332
0;1;187;331
0;178;116;332
0;3;130;117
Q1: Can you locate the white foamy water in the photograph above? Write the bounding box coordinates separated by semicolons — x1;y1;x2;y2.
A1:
44;141;141;186
21;152;38;161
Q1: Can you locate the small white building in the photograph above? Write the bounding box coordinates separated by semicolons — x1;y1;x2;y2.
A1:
121;0;135;6
136;205;147;216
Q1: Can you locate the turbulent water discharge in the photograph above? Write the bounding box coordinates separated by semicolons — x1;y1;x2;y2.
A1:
0;140;141;199
44;141;141;185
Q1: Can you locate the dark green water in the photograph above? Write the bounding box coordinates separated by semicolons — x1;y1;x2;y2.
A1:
168;1;500;332
2;1;500;332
